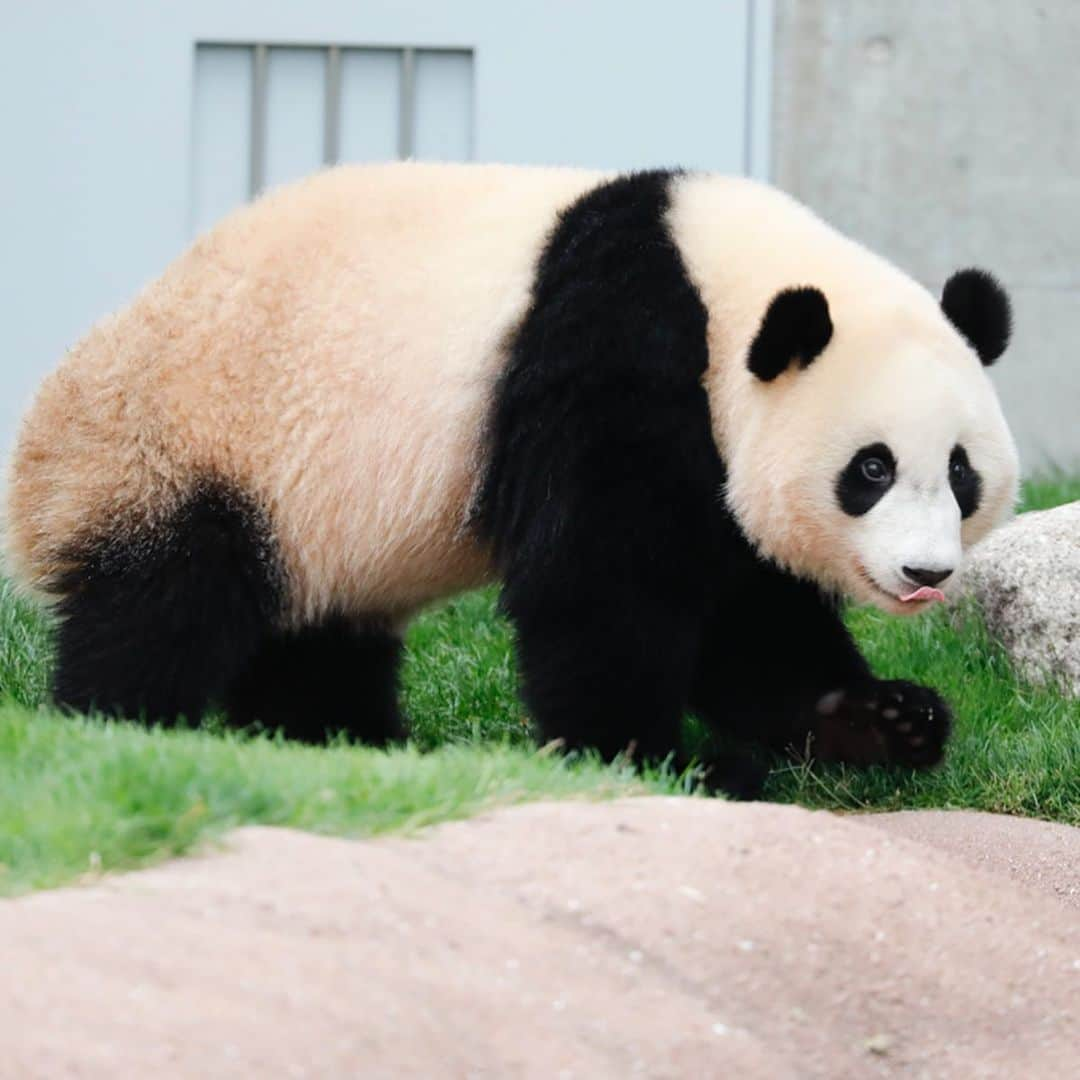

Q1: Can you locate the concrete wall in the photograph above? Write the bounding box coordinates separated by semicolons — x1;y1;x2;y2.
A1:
772;0;1080;472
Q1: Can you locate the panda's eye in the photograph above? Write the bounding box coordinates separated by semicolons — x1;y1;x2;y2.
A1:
860;457;891;483
949;444;982;519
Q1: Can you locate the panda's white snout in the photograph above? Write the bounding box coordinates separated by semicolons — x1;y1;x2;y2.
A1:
857;484;964;607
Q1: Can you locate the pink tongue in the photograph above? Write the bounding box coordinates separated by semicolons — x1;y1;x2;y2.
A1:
900;586;947;604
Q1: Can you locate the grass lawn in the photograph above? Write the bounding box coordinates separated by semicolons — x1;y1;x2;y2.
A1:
1;476;1077;894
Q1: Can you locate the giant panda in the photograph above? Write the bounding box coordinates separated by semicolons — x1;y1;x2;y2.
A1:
4;163;1018;780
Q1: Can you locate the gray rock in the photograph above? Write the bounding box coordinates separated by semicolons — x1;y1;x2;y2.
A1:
960;500;1080;695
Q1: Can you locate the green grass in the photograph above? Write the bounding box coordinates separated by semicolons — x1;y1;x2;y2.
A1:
402;589;526;749
0;477;1077;893
1018;472;1080;512
0;579;51;710
0;707;686;896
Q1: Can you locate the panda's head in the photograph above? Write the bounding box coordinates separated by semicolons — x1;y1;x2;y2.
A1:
724;268;1019;614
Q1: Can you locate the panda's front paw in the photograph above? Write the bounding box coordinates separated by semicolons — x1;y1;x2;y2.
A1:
812;679;952;769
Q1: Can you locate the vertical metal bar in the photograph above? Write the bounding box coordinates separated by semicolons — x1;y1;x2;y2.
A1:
740;0;756;179
398;47;415;158
465;49;476;161
250;43;268;196
324;45;342;165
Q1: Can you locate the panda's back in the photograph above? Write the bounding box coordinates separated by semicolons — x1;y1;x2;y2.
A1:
6;163;603;621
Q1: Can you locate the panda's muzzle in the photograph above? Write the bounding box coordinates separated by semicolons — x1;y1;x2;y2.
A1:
901;565;953;588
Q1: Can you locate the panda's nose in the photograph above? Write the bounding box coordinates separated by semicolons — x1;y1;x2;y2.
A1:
902;565;953;588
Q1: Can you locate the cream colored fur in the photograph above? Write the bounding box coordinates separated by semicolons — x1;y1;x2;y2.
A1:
6;164;603;624
5;163;1018;626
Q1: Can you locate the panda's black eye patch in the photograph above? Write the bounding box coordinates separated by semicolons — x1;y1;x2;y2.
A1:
837;442;896;517
949;444;981;519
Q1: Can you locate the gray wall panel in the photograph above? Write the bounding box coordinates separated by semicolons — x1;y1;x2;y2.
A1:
339;50;402;164
772;0;1080;470
264;48;327;191
413;51;473;162
191;46;253;235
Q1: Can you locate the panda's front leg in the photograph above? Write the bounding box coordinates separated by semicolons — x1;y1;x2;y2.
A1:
690;569;952;770
508;591;701;767
478;395;721;771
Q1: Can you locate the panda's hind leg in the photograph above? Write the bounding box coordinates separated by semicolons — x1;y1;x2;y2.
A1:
224;618;406;746
51;482;282;726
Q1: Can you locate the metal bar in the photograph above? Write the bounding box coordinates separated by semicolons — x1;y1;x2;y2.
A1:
250;43;268;196
324;45;341;165
399;47;415;158
464;48;476;160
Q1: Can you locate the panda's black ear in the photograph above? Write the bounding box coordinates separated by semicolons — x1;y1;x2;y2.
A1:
747;287;833;382
941;268;1011;365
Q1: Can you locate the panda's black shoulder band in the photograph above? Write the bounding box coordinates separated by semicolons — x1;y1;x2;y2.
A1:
747;287;833;382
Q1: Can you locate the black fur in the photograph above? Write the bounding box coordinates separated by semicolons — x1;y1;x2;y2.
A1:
810;679;951;768
52;481;407;747
836;442;897;517
949;444;982;519
746;286;833;382
52;482;283;725
477;171;951;787
225;618;405;745
476;170;718;764
940;268;1011;365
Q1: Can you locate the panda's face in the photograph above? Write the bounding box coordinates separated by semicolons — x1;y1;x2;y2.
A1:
824;359;1013;614
723;272;1019;614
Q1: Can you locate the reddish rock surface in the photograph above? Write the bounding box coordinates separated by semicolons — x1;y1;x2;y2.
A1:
3;798;1077;1078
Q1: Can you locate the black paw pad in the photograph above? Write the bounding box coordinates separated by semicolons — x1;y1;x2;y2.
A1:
813;680;952;768
873;681;952;767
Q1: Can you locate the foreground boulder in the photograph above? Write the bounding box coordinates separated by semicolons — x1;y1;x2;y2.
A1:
3;799;1077;1078
962;500;1080;695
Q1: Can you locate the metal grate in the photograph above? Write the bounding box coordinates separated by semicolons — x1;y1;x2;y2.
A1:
191;42;474;233
243;43;472;196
